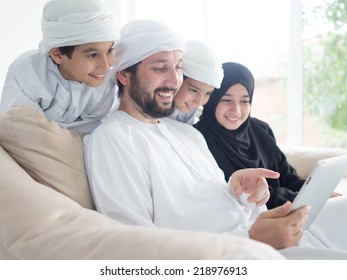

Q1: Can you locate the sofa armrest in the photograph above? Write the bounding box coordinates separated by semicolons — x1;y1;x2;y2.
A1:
279;144;347;179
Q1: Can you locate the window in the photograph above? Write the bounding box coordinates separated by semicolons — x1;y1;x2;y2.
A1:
302;0;347;148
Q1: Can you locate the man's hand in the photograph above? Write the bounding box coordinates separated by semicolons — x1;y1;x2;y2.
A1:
229;168;280;206
249;201;310;249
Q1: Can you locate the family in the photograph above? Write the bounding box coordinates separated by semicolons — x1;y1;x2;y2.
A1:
1;0;347;259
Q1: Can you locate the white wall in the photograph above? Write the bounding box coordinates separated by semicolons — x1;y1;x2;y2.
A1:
0;0;47;89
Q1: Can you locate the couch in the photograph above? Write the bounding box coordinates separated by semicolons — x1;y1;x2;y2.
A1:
279;144;347;195
0;107;346;260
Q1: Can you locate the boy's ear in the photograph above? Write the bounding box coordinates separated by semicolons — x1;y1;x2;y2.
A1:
49;48;64;64
116;70;130;86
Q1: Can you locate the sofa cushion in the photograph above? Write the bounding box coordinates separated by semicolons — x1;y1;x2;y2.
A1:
279;144;347;179
0;144;283;259
0;106;94;209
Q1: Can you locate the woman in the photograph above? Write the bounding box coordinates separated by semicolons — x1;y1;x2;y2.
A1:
194;62;305;209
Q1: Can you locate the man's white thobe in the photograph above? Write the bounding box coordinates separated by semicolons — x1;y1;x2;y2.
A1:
84;110;264;237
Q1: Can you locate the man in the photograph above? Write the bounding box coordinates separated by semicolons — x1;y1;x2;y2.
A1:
84;19;347;257
0;0;120;133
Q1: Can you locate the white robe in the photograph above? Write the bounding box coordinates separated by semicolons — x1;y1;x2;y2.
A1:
169;107;198;125
84;110;347;258
0;50;118;133
84;110;264;237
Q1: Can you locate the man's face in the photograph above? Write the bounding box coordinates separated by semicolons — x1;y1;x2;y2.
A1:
128;51;183;118
57;41;115;87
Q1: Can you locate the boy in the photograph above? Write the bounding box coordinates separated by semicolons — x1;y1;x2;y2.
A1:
170;40;224;124
0;0;120;133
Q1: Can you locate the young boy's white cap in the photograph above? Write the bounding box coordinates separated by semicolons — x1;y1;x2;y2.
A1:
114;19;186;71
39;0;120;54
182;40;224;89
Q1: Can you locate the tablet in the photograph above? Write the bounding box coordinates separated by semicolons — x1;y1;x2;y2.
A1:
291;154;347;230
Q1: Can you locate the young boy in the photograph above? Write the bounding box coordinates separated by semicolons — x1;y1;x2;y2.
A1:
0;0;120;133
169;40;224;124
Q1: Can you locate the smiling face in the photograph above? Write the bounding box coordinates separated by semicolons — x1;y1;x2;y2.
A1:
174;77;215;113
51;41;115;87
119;50;183;122
215;83;251;130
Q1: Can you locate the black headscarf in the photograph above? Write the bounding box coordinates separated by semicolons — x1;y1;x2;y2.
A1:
194;62;304;209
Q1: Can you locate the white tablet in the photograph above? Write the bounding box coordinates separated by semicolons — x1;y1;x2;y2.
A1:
291;154;347;230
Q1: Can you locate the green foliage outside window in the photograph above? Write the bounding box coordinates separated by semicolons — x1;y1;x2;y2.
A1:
303;0;347;147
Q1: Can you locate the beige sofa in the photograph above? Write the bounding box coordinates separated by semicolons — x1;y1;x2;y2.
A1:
0;107;346;260
279;144;347;195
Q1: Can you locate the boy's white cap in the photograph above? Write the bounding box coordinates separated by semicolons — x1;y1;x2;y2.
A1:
182;40;224;89
39;0;120;54
114;19;186;71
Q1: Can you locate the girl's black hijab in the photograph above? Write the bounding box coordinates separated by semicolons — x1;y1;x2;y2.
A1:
194;62;278;178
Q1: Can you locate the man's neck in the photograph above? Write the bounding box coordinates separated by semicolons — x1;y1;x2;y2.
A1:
119;97;159;124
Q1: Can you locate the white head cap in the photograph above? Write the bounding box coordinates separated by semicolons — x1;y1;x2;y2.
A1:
182;40;224;89
114;19;186;71
39;0;120;54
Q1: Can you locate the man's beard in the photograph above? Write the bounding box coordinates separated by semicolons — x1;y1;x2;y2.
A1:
128;74;176;118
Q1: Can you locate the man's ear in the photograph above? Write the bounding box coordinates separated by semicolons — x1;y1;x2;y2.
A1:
49;48;64;64
116;70;130;86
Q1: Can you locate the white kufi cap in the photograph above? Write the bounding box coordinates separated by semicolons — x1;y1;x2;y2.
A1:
39;0;120;54
182;40;224;88
114;19;186;71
